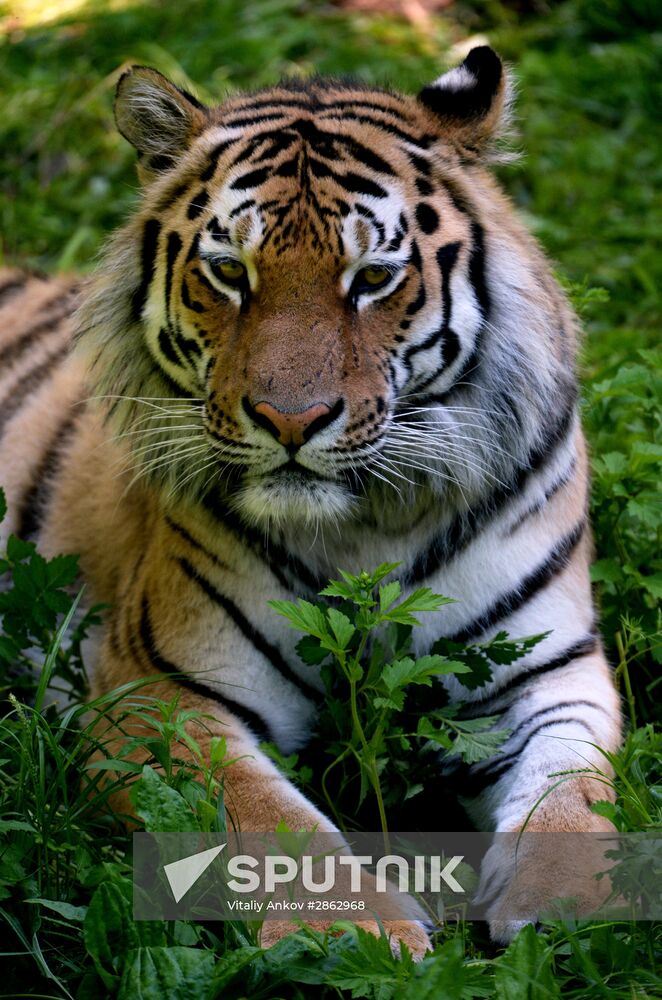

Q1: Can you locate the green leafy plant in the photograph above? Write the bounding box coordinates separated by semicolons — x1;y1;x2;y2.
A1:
0;488;102;705
270;564;548;835
582;349;662;723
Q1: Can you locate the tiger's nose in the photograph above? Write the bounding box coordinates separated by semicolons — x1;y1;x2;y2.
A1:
242;398;343;449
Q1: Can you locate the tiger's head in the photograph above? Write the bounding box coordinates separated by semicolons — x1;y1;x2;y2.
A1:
79;48;576;530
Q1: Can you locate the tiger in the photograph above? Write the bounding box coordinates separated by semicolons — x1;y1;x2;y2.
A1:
0;46;622;952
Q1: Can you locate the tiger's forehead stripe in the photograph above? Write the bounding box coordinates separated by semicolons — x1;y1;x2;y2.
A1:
149;106;437;228
209;120;403;202
220;90;421;123
197;93;434;183
186;120;416;260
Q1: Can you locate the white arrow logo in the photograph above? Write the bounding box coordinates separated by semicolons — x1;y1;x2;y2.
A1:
164;844;226;903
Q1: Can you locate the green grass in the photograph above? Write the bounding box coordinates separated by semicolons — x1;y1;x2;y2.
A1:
1;0;661;995
1;516;661;999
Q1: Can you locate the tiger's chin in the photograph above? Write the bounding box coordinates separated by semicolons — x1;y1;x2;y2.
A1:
230;468;356;530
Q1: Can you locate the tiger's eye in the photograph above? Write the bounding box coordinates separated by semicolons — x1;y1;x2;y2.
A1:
217;259;246;282
362;265;390;286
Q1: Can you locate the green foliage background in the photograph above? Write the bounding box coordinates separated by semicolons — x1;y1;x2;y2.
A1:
0;0;661;995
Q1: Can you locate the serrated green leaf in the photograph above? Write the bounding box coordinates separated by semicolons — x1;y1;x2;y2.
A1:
263;931;343;985
627;498;660;529
368;562;402;586
601;452;629;476
43;589;74;614
0;819;36;832
381;656;413;691
379;580;401;611
295;633;330;665
45;553;79;588
404;782;424;800
632;441;662;461
321;923;410;993
393;587;453;613
0;635;22;661
7;534;36;562
639;573;662;598
373;692;405;711
483;633;548;665
399;939;466;999
269;599;329;640
431;641;493;691
590;559;623;584
32;600;56;630
448;728;510;765
431;657;473;676
326;608;355;649
417;718;452;749
0;487;6;524
12;562;37;597
382;655;470;693
29;552;49;589
451;715;503;734
318;579;354;599
211;946;262;992
591;800;618;822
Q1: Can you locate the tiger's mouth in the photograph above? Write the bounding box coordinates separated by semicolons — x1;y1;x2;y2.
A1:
230;459;356;527
272;459;335;483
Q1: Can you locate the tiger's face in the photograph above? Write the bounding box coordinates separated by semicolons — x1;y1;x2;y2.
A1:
152;99;482;525
84;49;572;529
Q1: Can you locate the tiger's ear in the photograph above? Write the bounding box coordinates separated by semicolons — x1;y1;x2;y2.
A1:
417;47;509;153
115;66;209;181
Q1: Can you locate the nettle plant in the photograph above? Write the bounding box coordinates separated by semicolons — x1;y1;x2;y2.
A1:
269;564;546;834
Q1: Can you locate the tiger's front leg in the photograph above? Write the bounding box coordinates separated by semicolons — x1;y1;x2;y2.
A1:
85;506;337;830
91;646;337;835
92;646;431;958
90;559;430;959
466;648;622;941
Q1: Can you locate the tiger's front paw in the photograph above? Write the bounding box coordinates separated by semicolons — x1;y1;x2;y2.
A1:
259;918;431;960
483;842;614;942
480;792;616;943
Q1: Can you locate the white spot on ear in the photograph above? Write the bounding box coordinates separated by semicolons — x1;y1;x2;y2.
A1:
430;65;476;93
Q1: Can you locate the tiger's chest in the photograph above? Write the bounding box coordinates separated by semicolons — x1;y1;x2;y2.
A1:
115;492;549;752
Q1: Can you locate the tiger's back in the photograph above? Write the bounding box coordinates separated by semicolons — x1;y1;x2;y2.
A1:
0;270;154;608
0;270;82;543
